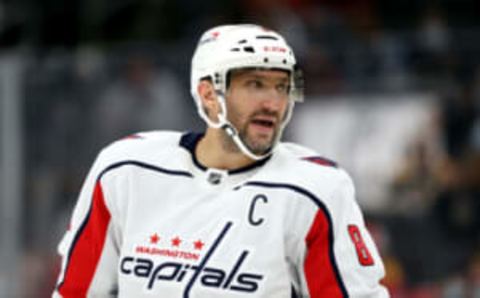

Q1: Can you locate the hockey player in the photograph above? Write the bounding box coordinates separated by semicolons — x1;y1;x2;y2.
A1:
53;24;389;297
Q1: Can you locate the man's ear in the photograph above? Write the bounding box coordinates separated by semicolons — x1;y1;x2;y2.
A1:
197;80;220;120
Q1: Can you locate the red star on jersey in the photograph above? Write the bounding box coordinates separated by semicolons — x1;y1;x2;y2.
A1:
171;236;182;247
150;233;160;244
193;240;204;250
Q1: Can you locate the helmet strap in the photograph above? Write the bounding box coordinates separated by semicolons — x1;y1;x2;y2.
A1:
199;91;272;161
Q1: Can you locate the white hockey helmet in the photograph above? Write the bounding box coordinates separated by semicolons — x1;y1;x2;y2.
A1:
190;24;304;160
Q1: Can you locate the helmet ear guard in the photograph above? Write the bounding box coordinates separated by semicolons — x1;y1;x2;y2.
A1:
291;66;305;103
191;24;304;160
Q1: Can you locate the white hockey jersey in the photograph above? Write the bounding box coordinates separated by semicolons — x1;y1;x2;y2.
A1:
53;131;389;298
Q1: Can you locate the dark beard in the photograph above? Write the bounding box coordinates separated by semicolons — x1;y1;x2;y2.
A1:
238;125;276;154
219;123;277;155
222;109;280;155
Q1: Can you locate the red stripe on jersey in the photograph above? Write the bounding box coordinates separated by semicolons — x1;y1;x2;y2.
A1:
59;182;111;296
304;210;344;298
302;156;338;168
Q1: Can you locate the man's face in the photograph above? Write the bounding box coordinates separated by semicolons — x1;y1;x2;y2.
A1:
224;69;290;155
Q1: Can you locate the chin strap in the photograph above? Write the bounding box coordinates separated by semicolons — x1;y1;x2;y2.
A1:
197;91;273;161
220;122;272;161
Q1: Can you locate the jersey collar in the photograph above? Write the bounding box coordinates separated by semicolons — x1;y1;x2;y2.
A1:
179;132;271;174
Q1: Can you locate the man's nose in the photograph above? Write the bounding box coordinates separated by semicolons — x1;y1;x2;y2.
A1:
259;89;285;111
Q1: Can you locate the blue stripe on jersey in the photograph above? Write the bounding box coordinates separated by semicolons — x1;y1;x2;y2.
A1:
183;222;233;298
240;181;348;298
291;285;298;298
98;160;194;180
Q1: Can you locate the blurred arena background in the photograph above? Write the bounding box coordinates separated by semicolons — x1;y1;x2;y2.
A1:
0;0;479;297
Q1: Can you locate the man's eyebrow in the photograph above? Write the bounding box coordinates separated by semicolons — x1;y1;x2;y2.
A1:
244;73;289;82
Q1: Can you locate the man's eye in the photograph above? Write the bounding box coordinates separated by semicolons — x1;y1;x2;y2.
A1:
276;84;290;93
247;80;263;88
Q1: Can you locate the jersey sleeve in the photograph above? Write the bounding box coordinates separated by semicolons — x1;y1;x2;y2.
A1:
53;149;121;298
299;171;389;298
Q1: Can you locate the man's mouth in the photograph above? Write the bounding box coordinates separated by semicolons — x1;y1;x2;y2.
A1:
251;118;275;128
249;116;277;136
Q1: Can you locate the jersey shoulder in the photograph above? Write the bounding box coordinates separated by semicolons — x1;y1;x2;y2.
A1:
270;142;352;197
97;130;184;165
278;142;340;171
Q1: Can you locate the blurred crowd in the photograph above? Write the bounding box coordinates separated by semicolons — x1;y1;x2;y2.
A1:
0;0;479;297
